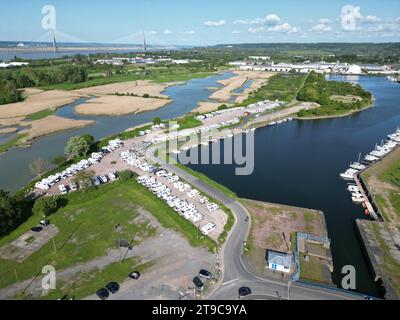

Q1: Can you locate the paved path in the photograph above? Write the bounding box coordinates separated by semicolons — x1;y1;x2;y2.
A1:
148;149;368;300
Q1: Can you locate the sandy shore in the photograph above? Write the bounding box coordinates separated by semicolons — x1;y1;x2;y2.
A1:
73;80;171;99
20;115;94;140
234;71;275;103
193;101;229;113
0;89;84;118
0;127;18;134
75;95;171;116
0;117;26;127
208;70;275;103
209;74;248;102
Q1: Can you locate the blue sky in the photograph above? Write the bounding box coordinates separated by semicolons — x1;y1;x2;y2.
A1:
1;0;399;45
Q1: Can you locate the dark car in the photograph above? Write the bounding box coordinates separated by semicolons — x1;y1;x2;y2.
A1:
193;276;204;290
96;288;110;300
198;269;213;280
31;226;43;232
238;286;252;297
105;282;120;294
129;271;140;280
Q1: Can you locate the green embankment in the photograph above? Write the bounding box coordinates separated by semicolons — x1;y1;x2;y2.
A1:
296;71;372;117
240;73;307;105
0;133;28;154
0;178;216;291
25;109;54;121
41;68;216;91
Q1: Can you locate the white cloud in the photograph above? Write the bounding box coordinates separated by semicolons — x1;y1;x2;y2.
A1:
311;23;332;32
148;30;158;35
364;15;381;23
180;30;195;34
248;23;299;34
204;20;226;27
234;14;281;25
319;18;331;24
163;29;173;35
232;30;241;34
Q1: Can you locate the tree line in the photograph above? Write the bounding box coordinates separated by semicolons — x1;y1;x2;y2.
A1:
0;65;88;104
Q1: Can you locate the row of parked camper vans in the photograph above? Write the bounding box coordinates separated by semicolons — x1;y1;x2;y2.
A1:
35;139;124;191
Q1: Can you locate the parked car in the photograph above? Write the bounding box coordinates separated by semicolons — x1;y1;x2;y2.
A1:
96;288;110;300
99;175;108;183
198;269;212;280
31;226;43;232
193;276;204;290
105;282;120;294
92;177;101;186
129;271;140;280
238;286;252;297
70;181;78;191
39;219;50;227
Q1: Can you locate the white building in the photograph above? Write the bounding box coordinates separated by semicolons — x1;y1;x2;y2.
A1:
342;64;363;75
229;61;249;67
249;56;270;61
266;250;292;273
0;61;29;68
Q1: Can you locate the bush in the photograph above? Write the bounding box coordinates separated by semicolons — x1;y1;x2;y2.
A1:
119;170;133;181
143;93;150;98
33;196;58;217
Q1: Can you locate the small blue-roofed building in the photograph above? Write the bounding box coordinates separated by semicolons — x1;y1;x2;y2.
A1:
266;250;292;273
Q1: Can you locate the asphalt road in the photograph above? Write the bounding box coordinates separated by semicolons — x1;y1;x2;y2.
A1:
148;149;367;300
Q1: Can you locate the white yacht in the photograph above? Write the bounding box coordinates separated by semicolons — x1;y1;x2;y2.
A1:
350;162;366;170
347;185;360;192
364;154;378;162
352;195;365;203
340;168;358;180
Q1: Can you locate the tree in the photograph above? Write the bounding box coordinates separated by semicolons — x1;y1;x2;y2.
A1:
33;196;58;217
65;136;90;159
74;170;95;188
29;158;48;177
119;170;133;181
0;190;22;236
143;93;150;98
153;117;161;125
81;134;95;147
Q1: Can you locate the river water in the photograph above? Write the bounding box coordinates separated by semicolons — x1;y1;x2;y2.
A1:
0;72;232;192
185;75;400;297
1;73;397;297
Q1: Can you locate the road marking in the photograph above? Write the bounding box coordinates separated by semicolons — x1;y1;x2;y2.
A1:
222;278;238;286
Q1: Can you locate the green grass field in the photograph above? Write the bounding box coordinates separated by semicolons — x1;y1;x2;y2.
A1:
177;115;203;130
0;178;216;291
25;109;54;121
240;73;307;105
36;258;151;300
40;68;216;91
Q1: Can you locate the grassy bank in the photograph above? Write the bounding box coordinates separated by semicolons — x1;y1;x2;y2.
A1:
25;109;54;121
41;68;217;91
177;115;203;130
174;161;237;200
0;178;216;291
0;133;28;154
240;73;307;105
296;71;372;117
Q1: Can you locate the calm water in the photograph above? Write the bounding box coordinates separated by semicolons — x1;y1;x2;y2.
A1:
0;72;233;192
186;75;400;297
